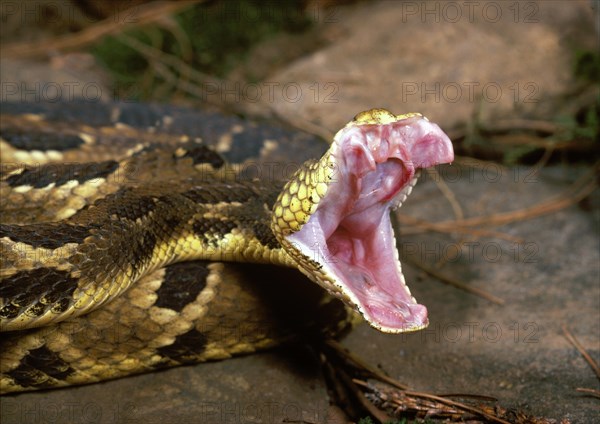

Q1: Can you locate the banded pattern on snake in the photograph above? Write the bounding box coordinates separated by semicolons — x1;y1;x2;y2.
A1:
0;103;453;393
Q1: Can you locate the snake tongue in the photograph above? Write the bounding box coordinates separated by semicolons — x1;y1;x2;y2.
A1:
287;114;453;333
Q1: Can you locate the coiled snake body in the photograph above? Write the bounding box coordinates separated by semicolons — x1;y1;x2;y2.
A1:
0;103;453;393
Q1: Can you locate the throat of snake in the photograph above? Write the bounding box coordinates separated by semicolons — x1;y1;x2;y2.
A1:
276;110;454;333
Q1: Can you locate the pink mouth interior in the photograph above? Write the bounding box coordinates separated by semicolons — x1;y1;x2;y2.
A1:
287;116;454;333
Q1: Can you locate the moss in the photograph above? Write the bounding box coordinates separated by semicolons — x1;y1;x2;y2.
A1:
90;0;312;101
573;49;600;84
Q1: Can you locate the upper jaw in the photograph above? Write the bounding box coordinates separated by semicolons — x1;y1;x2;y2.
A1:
336;114;454;176
286;112;454;333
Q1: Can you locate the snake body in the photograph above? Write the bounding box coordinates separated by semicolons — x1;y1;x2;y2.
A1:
0;103;453;393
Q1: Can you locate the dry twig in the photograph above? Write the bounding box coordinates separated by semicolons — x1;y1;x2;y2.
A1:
400;162;598;234
562;325;600;380
322;339;564;423
575;387;600;398
405;257;505;305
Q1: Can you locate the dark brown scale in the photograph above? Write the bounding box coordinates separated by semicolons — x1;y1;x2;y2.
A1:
0;268;78;320
181;180;279;205
5;346;74;388
155;328;208;365
0;304;19;320
154;261;210;312
91;220;136;270
181;186;248;204
192;218;238;247
152;196;189;234
25;302;46;317
130;230;158;270
50;298;71;314
72;191;192;279
0;127;85;151
251;222;279;249
175;143;225;167
1;101;114;126
0;223;96;249
5;160;119;188
103;189;160;222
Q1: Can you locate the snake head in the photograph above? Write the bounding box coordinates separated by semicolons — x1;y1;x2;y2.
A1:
272;108;454;333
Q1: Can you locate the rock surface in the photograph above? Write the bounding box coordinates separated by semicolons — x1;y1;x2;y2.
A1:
264;0;596;132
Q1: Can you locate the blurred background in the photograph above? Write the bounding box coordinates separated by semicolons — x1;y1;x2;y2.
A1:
1;1;598;423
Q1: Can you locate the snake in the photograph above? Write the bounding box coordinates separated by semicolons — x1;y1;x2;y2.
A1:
0;102;453;393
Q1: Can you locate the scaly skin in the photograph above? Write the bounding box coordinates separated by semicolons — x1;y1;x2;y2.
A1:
0;107;453;392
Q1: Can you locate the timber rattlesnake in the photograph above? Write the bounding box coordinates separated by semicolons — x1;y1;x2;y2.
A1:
0;103;453;392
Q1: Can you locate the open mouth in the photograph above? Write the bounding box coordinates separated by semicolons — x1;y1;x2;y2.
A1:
286;114;454;333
